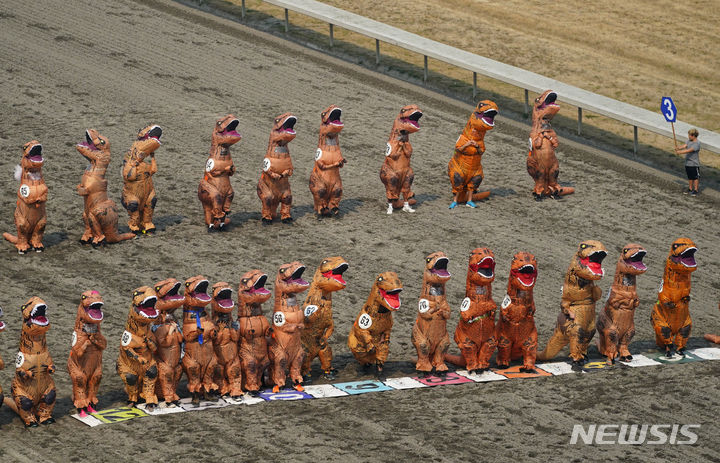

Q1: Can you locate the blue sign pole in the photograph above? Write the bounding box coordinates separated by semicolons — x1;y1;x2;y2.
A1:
661;97;678;149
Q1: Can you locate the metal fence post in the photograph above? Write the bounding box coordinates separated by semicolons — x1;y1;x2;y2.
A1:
578;107;583;135
284;8;289;33
423;55;428;84
634;126;638;155
375;39;380;65
472;72;477;100
329;23;334;47
524;89;529;118
241;0;246;19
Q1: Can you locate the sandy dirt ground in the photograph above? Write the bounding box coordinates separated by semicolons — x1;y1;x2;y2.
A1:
0;0;719;461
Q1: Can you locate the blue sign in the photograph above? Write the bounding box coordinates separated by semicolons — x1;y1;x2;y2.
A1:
661;97;677;123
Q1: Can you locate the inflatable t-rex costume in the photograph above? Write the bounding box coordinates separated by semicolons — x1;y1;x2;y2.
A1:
380;105;423;214
348;272;403;380
116;287;159;408
448;101;497;208
538;241;607;366
301;256;349;380
496;252;539;372
121;125;163;234
412;252;452;375
198;115;241;231
237;270;272;394
704;303;720;344
3;140;48;254
445;248;497;373
596;244;648;363
269;262;309;392
6;297;56;426
68;290;106;417
651;238;697;356
257;113;297;224
210;282;243;398
76;129;135;245
151;278;184;406
526;90;574;200
309;106;346;217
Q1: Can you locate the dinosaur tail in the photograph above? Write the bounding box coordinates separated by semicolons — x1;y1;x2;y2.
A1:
3;395;20;416
105;231;136;244
537;329;568;361
3;232;18;244
557;187;574;196
443;353;466;367
704;334;720;344
471;191;491;201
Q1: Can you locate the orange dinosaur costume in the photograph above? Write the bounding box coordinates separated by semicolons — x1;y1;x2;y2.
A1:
651;238;697;356
6;297;56;427
348;272;403;380
596;244;648;363
116;287;159;408
210;282;243;398
121;125;163;234
151;278;185;406
448;101;497;208
257;113;297;224
538;241;607;367
412;252;452;375
269;262;309;392
309;106;346;217
704;303;720;344
380;105;423;214
237;270;272;394
3;140;48;254
496;252;539;372
198;115;241;231
526;90;574;200
76;129;135;245
68;290;106;417
301;257;349;381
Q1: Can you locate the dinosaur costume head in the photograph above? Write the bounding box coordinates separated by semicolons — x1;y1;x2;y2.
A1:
375;272;403;312
77;290;104;325
184;276;212;307
508;252;538;291
467;247;496;285
424;252;451;285
153;278;184;312
617;244;648;276
573;240;608;281
393;105;423;135
130;287;159;324
131;125;163;161
212;115;242;147
21;296;50;336
270;113;297;145
666;237;698;274
532;90;560;123
312;257;349;292
211;282;235;315
76;129;111;162
276;262;310;295
320;105;344;136
238;270;272;306
469;100;498;131
21;140;44;170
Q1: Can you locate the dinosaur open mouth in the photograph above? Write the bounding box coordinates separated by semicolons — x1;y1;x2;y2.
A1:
323;263;348;286
285;266;309;287
135;296;158;318
249;274;271;295
222;119;241;137
380;288;402;310
78;130;100;151
0;320;5;330
624;250;647;271
471;256;495;278
190;280;212;302
430;258;451;278
540;92;558;109
162;282;184;302
404;111;422;128
512;265;537;287
86;301;104;321
580;250;607;276
328;108;343;126
146;125;163;143
674;247;697;268
30;303;49;326
27;144;44;163
479;109;497;127
215;288;234;309
281;116;297;134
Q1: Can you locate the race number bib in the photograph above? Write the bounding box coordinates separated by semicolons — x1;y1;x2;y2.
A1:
460;297;471;312
262;158;271;172
658;280;663;294
501;294;511;309
528;137;533;151
304;305;318;317
418;298;430;313
315;148;322;161
15;352;25;368
205;159;214;172
358;313;372;329
72;331;77;347
121;330;132;347
273;312;286;327
19;184;30;198
384;143;392;157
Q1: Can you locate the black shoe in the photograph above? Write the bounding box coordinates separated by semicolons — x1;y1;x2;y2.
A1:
683;189;691;195
690;190;698;197
40;417;56;425
281;217;294;224
261;218;273;226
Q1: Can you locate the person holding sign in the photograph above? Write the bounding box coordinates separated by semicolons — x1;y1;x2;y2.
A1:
675;129;701;196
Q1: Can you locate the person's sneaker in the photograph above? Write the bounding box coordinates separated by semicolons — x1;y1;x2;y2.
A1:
683;189;691;195
691;190;698;196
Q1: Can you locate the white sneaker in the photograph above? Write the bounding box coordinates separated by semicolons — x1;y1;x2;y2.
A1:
386;203;394;215
402;202;415;213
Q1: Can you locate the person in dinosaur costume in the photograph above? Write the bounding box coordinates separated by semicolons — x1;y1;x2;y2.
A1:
151;278;185;406
651;238;698;356
257;113;298;224
596;244;648;364
67;290;106;417
448;101;498;209
5;297;56;427
445;247;497;373
121;124;163;234
495;252;539;372
269;261;309;392
116;286;159;408
412;252;452;375
309;105;346;217
348;272;403;380
704;303;720;344
0;307;4;410
237;270;272;395
3;140;48;254
538;241;607;367
210;282;243;399
526;90;574;200
198;115;241;231
301;256;349;381
76;129;136;246
380;105;423;214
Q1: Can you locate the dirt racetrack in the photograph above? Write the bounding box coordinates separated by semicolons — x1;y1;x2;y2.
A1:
1;0;719;461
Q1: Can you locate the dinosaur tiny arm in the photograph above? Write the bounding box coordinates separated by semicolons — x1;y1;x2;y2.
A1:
72;333;92;357
149;156;158;175
320;320;334;347
91;332;107;350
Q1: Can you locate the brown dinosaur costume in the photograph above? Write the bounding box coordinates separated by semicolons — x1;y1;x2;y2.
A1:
348;272;403;380
445;247;497;373
309;106;346;217
3;140;48;254
269;262;309;392
301;257;349;380
198;115;241;231
116;287;159;407
182;276;220;404
412;252;452;375
257;113;297;224
596;244;648;363
704;303;720;344
496;252;539;372
6;297;56;427
67;290;106;417
651;238;697;356
380;105;423;214
448;101;497;208
526;90;574;200
151;278;185;406
121;125;163;234
237;270;272;394
210;282;243;398
76;129;136;245
538;241;607;367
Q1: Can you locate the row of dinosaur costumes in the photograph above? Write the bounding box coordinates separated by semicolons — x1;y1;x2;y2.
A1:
4;90;570;253
0;237;715;427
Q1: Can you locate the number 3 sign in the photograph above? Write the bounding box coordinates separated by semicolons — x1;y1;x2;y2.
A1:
661;97;677;123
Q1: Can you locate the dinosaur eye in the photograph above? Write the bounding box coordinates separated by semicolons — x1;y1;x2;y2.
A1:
623;248;628;253
155;286;160;291
82;295;87;300
99;139;105;145
426;258;431;263
241;279;248;284
322;260;328;264
377;276;383;282
280;268;285;273
186;282;190;287
672;244;679;249
275;119;280;123
22;304;27;310
580;244;587;249
133;291;139;297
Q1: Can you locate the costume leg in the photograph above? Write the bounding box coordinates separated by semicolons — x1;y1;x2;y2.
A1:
431;333;451;372
674;316;692;351
412;324;433;372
